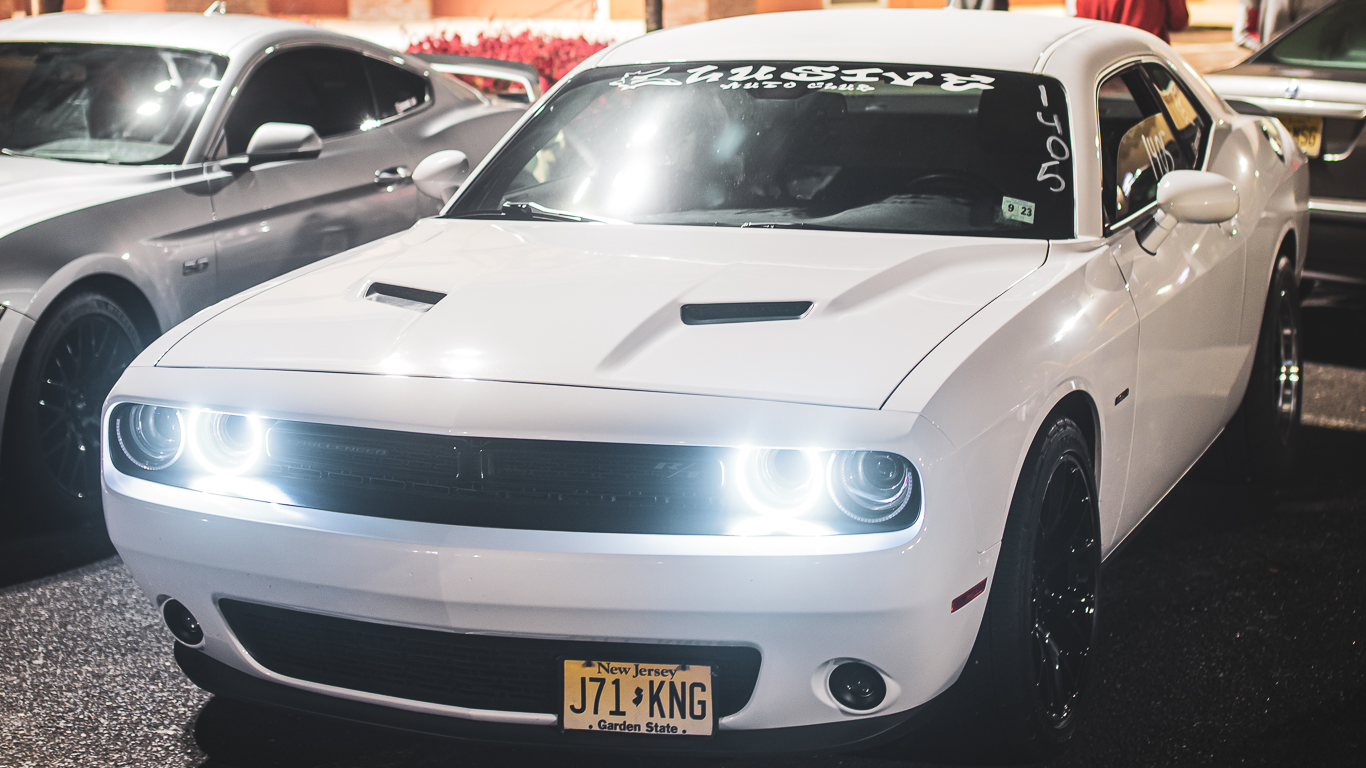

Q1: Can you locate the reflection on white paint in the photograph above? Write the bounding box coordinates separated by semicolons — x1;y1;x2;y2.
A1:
1051;305;1089;343
188;475;293;505
729;517;834;537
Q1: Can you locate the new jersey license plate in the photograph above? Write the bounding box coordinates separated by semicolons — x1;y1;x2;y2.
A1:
1278;115;1323;158
562;660;713;736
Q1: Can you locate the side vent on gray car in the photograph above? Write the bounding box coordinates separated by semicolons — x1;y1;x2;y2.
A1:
365;283;446;312
681;301;814;325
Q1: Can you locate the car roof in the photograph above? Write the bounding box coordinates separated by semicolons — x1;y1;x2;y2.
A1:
0;12;348;58
597;9;1126;74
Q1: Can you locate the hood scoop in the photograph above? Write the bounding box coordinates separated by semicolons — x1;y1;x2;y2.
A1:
365;283;446;312
681;301;813;325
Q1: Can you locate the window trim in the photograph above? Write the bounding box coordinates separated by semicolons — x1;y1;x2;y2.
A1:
360;50;435;129
1096;56;1217;235
200;41;434;160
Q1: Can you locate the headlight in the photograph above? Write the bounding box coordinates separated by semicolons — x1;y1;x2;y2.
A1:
828;451;915;523
186;410;263;476
114;404;183;470
733;447;919;529
735;448;825;517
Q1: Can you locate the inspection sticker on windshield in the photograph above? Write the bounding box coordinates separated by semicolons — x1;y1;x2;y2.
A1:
1001;197;1035;224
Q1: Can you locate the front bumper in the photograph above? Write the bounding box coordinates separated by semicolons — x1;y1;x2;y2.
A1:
104;367;996;750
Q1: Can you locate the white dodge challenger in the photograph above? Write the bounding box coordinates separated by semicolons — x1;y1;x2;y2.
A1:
101;9;1307;759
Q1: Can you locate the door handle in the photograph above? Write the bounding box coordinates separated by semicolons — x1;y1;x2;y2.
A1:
375;166;411;185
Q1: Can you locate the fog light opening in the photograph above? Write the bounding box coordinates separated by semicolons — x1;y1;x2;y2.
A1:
162;599;204;647
828;661;887;711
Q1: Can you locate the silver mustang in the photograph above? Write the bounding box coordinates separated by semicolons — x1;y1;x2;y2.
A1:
0;12;525;524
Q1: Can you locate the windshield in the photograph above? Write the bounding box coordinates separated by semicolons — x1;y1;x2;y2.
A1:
0;43;226;164
450;62;1074;239
1261;0;1366;70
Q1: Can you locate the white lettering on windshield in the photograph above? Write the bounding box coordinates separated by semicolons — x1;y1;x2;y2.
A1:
608;67;682;90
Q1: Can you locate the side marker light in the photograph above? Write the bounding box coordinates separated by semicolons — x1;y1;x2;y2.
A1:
951;578;988;613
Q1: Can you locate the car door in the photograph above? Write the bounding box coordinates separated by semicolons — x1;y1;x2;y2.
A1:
208;46;417;298
1102;63;1247;535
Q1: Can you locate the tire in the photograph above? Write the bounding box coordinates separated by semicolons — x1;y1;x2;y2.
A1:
3;292;145;527
1239;254;1301;484
934;417;1101;763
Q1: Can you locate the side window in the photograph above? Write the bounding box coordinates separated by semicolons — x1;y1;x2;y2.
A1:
364;58;431;121
223;48;375;155
1098;66;1191;225
1143;63;1210;168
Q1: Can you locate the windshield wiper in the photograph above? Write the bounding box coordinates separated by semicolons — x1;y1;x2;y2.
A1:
740;221;844;231
448;201;610;223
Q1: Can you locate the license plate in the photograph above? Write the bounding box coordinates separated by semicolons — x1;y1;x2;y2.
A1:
1278;115;1323;158
562;659;713;736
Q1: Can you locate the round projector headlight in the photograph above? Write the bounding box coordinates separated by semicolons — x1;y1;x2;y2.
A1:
187;410;263;476
828;450;915;523
115;404;184;470
735;448;824;517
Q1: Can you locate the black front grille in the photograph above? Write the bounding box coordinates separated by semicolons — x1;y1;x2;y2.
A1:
254;424;737;534
220;599;762;718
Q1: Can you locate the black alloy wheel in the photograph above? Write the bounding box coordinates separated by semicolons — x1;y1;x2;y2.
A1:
1029;452;1099;729
4;292;144;525
1242;253;1302;483
931;415;1100;763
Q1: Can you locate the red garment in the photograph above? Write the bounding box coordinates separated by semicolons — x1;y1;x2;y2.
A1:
1075;0;1191;43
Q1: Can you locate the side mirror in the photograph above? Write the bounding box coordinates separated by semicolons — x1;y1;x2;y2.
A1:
223;122;323;171
1139;170;1239;253
412;150;470;204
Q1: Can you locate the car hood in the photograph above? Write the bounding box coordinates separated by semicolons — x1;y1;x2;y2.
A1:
158;219;1047;409
0;154;175;239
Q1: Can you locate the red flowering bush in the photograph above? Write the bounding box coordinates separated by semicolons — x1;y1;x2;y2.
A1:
408;31;608;96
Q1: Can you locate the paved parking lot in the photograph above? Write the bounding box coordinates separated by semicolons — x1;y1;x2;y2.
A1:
1;301;1363;767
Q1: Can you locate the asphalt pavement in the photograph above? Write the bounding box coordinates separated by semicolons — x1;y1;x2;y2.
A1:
1;299;1363;768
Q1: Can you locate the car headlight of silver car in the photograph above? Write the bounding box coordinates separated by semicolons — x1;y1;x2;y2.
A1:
107;402;921;537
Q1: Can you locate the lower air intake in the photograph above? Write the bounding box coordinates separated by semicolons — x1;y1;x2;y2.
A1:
219;599;761;717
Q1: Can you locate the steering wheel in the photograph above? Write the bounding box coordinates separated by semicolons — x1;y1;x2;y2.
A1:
902;171;1000;201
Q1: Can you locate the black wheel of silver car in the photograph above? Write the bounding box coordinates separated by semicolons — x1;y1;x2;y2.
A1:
1241;254;1301;483
4;292;144;525
954;416;1100;761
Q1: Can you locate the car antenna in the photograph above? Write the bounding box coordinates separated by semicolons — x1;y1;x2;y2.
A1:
204;1;226;14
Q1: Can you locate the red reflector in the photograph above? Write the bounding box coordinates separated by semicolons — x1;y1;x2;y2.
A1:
950;578;988;613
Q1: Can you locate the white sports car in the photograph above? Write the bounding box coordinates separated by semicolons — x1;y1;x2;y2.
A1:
102;9;1308;759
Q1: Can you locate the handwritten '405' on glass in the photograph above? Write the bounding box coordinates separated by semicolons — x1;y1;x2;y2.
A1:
563;660;714;736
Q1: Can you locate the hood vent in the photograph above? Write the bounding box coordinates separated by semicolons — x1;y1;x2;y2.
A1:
365;283;446;312
681;301;813;326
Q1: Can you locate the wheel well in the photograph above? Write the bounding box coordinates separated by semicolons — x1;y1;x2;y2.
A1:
47;275;162;345
1279;229;1297;263
1049;391;1100;474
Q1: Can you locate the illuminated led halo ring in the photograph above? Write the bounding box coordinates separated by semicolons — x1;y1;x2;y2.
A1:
826;451;915;524
186;410;264;476
115;404;184;471
734;447;826;518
